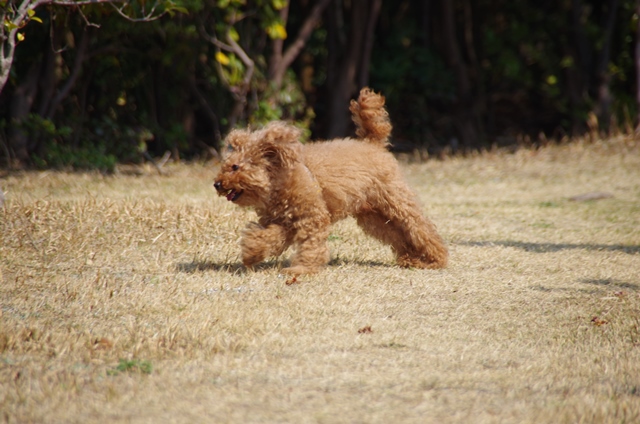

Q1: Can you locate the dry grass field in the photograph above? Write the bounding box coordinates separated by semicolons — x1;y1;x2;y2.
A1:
1;136;639;423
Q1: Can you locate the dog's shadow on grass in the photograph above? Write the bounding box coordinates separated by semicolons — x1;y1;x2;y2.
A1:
462;240;640;255
581;278;639;291
175;261;278;274
532;279;639;293
328;258;392;268
176;258;393;274
463;240;640;292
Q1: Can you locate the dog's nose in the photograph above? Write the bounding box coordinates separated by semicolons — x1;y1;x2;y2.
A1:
214;181;222;190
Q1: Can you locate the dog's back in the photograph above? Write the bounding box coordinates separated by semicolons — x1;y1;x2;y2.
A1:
301;88;399;221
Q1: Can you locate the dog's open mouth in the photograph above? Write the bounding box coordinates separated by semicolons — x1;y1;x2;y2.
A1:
225;189;243;202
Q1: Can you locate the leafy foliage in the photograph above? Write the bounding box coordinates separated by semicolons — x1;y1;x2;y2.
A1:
0;0;638;168
33;141;118;172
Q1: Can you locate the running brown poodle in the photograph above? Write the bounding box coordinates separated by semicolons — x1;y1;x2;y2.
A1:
213;87;448;275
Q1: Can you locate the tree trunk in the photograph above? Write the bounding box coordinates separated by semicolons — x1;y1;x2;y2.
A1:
356;0;381;89
593;0;619;134
44;29;91;119
8;63;40;162
188;76;222;148
568;0;594;135
441;0;477;149
36;26;58;117
421;0;432;46
268;2;289;88
636;0;640;132
325;0;381;139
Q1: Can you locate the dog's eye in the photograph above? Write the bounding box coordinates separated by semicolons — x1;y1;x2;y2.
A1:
231;164;239;171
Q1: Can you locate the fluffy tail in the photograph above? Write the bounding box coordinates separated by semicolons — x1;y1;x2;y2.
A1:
349;87;392;145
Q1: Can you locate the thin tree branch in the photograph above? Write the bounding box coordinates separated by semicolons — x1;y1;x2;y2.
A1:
51;0;127;5
46;28;91;118
279;0;331;74
109;2;165;22
198;21;254;99
198;23;234;52
225;33;254;90
188;76;222;146
269;0;331;87
198;23;236;94
77;6;101;28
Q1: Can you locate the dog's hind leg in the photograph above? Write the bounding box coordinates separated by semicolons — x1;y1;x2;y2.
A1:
241;223;292;269
355;189;448;269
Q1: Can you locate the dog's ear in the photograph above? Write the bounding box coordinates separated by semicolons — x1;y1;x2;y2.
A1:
260;122;302;168
224;129;251;152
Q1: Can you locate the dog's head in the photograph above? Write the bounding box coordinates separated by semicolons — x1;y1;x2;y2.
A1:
213;122;302;208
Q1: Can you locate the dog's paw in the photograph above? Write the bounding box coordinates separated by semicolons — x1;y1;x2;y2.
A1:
397;254;447;270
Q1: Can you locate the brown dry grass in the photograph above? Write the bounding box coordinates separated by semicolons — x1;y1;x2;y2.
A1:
1;136;639;423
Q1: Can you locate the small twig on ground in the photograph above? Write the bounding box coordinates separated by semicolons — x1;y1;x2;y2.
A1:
142;151;164;175
157;151;172;168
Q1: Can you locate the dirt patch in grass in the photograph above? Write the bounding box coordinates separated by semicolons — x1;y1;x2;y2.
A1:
1;137;639;423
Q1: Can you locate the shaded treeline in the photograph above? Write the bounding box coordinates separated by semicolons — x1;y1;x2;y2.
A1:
0;0;637;169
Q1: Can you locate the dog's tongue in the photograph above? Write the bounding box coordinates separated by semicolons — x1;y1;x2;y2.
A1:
226;190;236;201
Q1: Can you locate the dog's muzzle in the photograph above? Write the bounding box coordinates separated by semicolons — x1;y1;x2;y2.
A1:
214;181;243;202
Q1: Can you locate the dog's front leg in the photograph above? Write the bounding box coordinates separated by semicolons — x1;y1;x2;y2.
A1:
283;213;331;276
241;223;291;269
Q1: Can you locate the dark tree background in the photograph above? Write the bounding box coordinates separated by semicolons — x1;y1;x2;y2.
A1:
0;0;637;169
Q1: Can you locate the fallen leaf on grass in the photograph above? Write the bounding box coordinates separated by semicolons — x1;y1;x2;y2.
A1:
358;326;373;334
591;316;608;326
285;277;299;286
93;338;113;350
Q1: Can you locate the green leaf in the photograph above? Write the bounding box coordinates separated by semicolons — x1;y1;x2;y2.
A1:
167;5;189;14
265;22;287;40
272;0;287;10
228;27;239;42
215;51;230;65
4;20;20;31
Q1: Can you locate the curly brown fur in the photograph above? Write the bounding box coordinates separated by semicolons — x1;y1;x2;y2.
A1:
214;87;448;275
349;87;392;145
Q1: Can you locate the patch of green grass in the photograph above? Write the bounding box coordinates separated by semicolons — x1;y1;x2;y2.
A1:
108;359;153;376
539;201;561;208
532;220;554;229
377;342;407;349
